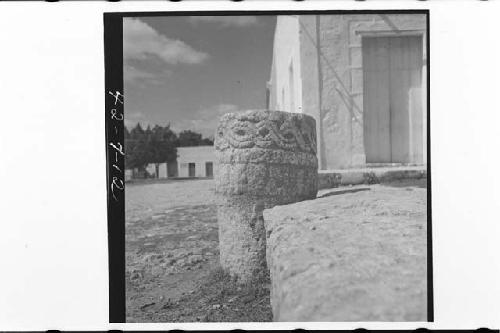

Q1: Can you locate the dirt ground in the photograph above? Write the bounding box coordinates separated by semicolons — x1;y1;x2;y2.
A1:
125;177;427;322
125;179;272;322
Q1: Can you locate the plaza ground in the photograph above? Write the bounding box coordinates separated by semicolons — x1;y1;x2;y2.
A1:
125;177;427;322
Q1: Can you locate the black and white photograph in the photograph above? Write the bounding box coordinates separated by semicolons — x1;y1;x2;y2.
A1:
3;0;500;331
112;12;431;323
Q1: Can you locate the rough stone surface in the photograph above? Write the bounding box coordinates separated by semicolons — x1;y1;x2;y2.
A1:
264;180;427;321
215;110;318;281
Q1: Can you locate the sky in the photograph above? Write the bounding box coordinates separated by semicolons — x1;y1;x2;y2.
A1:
123;15;277;138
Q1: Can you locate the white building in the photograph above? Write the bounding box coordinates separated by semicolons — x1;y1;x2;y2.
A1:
145;163;157;177
268;14;427;170
125;146;215;180
175;146;215;178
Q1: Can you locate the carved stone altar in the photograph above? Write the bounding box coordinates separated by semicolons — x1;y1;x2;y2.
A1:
214;110;318;281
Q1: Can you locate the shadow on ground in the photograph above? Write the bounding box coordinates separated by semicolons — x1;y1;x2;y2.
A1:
139;266;273;323
318;187;371;198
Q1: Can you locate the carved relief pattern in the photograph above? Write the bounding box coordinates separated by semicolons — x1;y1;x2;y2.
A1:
215;111;317;155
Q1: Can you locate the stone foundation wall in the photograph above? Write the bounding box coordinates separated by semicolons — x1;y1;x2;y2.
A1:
318;166;427;189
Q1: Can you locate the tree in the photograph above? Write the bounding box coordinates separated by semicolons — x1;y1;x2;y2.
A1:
125;137;150;172
125;123;149;173
124;126;130;140
159;123;178;143
125;122;213;178
149;125;178;177
177;130;203;147
200;137;214;146
129;123;145;141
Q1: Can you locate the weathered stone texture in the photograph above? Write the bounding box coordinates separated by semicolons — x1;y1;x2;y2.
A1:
295;14;427;169
215;110;318;281
264;184;427;321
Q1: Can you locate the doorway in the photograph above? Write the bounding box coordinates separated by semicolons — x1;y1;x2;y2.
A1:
188;163;196;177
205;162;213;178
167;162;178;178
362;35;424;164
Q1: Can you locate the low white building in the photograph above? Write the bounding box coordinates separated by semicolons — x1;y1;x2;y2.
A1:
145;163;168;178
126;146;215;179
175;146;215;178
158;163;167;178
145;163;157;177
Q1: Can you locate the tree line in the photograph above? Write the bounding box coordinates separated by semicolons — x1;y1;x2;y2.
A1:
125;123;214;172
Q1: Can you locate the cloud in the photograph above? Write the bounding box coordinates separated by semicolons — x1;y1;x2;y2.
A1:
124;64;170;87
123;18;209;65
171;104;242;138
124;111;153;130
188;16;259;27
124;104;243;137
128;111;144;119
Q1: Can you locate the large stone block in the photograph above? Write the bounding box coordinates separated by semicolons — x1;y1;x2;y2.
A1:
214;110;318;281
264;183;427;321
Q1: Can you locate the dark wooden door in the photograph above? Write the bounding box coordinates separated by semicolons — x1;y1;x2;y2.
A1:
205;162;213;178
188;163;195;177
